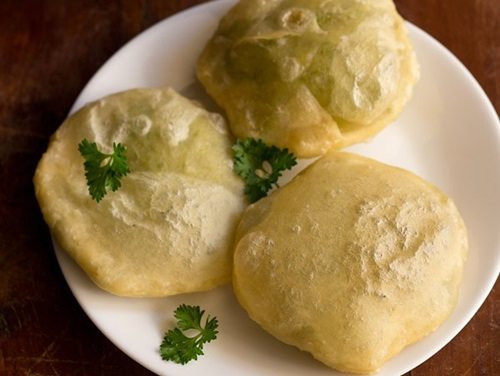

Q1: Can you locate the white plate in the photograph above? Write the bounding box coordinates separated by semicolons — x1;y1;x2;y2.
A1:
54;0;500;375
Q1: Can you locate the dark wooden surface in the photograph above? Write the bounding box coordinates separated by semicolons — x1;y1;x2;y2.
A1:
0;0;498;375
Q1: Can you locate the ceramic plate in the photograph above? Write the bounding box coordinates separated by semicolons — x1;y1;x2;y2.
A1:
54;0;500;375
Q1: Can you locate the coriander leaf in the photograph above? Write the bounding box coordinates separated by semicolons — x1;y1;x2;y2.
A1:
78;138;130;202
160;304;219;365
232;138;297;203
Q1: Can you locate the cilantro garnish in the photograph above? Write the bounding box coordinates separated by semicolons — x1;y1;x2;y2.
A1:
160;304;219;365
232;138;297;203
78;138;130;202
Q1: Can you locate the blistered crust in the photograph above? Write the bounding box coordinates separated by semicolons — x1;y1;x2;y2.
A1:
34;87;245;297
233;152;467;373
197;0;419;157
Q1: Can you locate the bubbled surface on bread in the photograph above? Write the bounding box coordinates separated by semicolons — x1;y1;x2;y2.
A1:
233;152;467;374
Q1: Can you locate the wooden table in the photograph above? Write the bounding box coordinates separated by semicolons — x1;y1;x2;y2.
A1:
0;1;498;375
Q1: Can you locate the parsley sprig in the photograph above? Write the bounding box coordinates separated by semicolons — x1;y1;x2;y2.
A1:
233;138;297;203
160;305;219;365
78;138;130;202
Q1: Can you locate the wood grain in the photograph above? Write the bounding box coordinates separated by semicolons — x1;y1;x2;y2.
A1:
0;1;498;375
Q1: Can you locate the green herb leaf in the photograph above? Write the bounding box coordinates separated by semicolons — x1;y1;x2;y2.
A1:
78;138;130;202
232;138;297;203
160;304;219;365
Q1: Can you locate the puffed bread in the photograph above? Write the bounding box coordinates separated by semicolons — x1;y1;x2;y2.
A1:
34;87;245;297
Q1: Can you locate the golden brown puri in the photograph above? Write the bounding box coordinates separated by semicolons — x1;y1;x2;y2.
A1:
197;0;419;158
233;152;467;374
34;87;245;297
